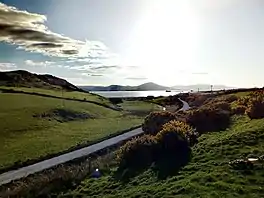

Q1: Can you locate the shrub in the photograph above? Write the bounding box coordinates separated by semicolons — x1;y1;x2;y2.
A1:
158;120;198;146
205;101;231;112
155;121;192;176
223;95;238;103
246;96;264;119
109;98;123;104
236;96;250;106
186;107;230;133
142;111;177;135
231;105;246;115
187;94;209;107
117;135;157;171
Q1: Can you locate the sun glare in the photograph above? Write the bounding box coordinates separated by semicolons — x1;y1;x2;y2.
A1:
124;1;200;84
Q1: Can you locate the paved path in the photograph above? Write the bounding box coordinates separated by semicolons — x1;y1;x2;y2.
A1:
0;98;190;186
0;128;143;186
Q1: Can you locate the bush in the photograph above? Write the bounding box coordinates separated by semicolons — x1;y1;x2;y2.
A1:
231;105;246;115
158;120;198;146
205;101;231;112
187;94;209;107
142;111;177;135
246;96;264;119
236;96;250;106
186;107;230;133
223;95;238;103
117;135;157;171
155;121;192;177
109;98;123;104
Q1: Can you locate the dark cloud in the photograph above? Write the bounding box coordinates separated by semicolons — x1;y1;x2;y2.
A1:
0;2;112;59
62;49;79;55
29;42;64;48
93;65;119;70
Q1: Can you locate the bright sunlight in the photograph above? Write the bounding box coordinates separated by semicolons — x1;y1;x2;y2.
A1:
123;0;200;85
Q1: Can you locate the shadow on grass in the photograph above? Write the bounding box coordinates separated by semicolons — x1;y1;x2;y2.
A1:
153;146;192;180
114;143;192;181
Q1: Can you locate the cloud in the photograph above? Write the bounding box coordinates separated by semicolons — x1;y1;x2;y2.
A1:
70;64;119;72
25;60;54;67
93;65;119;70
90;74;103;77
82;73;103;77
125;77;148;80
0;62;17;71
0;2;113;59
177;70;208;75
191;72;208;75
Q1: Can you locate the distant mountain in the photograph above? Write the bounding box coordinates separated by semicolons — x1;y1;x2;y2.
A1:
80;82;169;92
0;70;81;91
80;83;235;92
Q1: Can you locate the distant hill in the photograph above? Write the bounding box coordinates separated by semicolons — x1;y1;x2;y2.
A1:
80;82;169;92
0;70;81;91
80;83;234;92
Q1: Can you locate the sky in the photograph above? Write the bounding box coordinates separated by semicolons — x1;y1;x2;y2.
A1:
0;0;264;87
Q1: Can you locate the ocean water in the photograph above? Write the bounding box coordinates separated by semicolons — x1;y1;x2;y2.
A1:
91;90;182;98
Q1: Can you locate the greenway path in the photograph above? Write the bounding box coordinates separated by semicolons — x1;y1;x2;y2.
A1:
0;98;190;186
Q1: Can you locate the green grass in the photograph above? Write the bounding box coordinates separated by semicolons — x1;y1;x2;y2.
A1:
228;91;251;97
0;93;146;169
60;116;264;198
0;86;112;107
120;100;162;115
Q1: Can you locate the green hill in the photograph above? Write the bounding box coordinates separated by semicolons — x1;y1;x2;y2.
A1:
0;70;81;91
61;115;264;198
0;71;162;171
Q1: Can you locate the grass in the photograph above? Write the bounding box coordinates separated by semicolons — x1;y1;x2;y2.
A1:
120;101;162;116
0;93;149;170
60;116;264;198
0;86;112;107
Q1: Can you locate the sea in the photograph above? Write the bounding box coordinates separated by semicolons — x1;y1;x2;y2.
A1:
91;90;182;98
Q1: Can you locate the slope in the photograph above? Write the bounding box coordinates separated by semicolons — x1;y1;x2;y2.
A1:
62;116;264;198
0;70;81;91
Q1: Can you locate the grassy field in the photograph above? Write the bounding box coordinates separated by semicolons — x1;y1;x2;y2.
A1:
0;92;159;170
60;116;264;198
120;101;162;115
0;86;112;107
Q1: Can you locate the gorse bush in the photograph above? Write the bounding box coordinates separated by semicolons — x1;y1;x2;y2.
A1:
246;96;264;119
249;90;264;97
117;121;194;178
231;105;246;115
186;94;209;107
117;135;157;171
204;101;231;112
222;94;238;103
158;120;198;146
155;121;192;177
142;111;177;135
186;107;230;133
236;96;250;106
